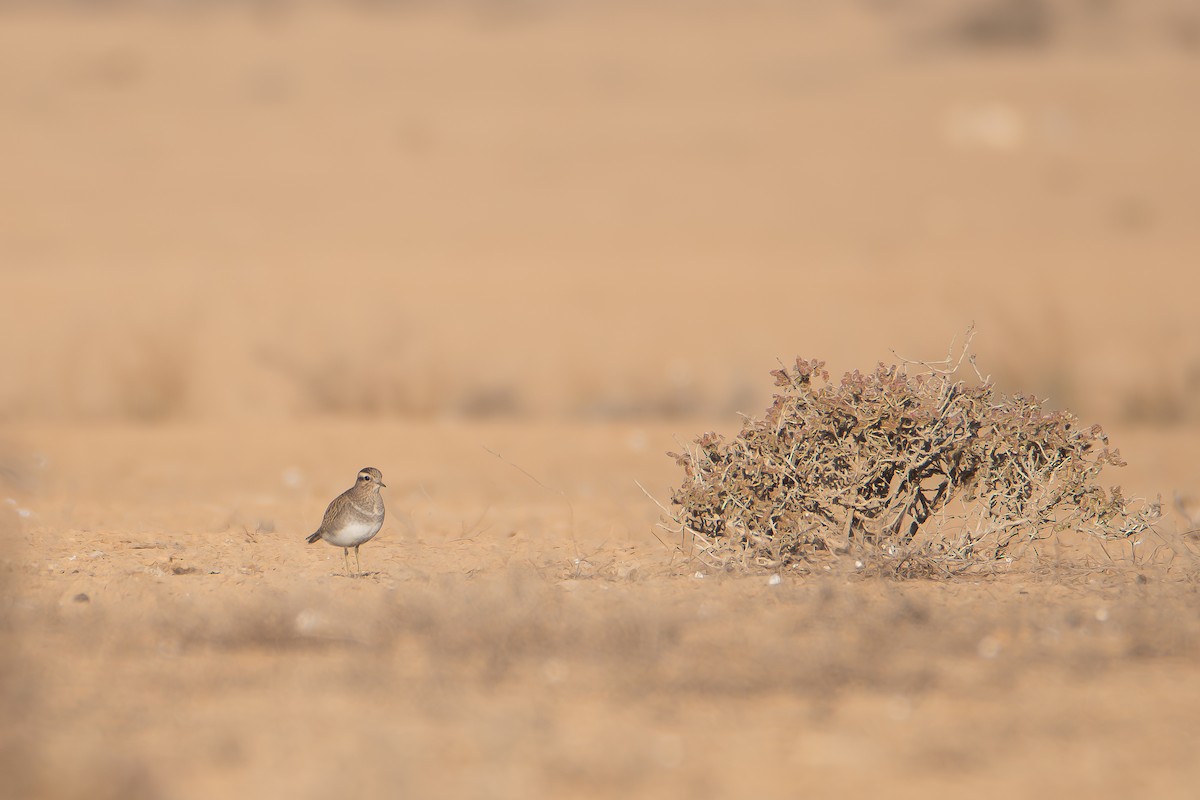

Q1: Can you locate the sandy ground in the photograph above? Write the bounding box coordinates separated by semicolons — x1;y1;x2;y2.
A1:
4;3;1200;798
1;2;1199;425
4;419;1200;799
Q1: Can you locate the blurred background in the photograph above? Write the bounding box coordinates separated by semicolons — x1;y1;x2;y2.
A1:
1;0;1198;426
4;5;1200;798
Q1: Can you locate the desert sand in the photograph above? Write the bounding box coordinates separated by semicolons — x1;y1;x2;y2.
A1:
3;2;1200;798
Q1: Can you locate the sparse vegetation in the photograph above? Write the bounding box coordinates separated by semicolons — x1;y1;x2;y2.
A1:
667;337;1161;571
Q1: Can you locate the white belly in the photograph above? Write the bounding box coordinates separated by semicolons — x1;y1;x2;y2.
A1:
323;519;383;548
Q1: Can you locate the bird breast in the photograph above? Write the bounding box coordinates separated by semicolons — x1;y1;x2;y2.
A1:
322;518;383;547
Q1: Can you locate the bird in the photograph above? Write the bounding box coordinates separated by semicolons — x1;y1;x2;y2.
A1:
306;467;386;576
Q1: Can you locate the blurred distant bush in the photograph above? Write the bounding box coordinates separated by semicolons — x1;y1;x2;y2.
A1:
892;0;1200;52
940;0;1056;48
667;341;1159;572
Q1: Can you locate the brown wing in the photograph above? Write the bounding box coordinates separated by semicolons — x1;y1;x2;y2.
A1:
319;487;355;532
306;490;347;543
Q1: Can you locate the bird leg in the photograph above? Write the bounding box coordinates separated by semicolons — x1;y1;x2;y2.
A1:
354;545;362;576
343;547;350;576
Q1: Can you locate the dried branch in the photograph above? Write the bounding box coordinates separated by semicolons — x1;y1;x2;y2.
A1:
664;340;1159;571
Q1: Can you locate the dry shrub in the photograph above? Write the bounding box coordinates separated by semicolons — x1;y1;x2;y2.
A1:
667;341;1160;572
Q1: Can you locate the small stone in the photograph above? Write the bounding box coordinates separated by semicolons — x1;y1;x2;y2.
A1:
73;593;90;603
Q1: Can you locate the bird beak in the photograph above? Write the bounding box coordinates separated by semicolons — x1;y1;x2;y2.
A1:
380;482;388;488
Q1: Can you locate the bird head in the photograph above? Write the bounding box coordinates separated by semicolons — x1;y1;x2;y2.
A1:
356;467;386;489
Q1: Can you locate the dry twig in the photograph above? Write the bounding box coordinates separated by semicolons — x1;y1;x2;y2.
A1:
664;340;1159;572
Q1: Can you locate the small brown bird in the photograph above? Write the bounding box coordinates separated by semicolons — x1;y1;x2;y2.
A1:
306;467;386;576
